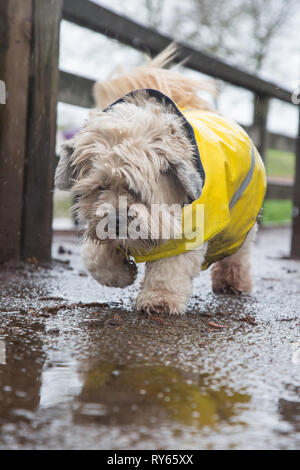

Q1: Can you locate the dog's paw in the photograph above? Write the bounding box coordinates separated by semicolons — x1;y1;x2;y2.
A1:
136;289;186;315
212;284;242;295
211;261;252;295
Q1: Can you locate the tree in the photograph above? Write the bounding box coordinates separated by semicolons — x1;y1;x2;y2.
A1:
140;0;298;73
242;0;298;71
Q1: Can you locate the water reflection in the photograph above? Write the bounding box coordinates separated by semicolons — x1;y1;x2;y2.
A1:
0;332;45;428
278;385;300;433
73;362;251;429
0;339;6;365
39;357;82;408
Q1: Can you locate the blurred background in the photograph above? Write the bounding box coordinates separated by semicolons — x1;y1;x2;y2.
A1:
54;0;300;230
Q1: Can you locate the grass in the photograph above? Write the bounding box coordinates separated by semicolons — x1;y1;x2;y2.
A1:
266;149;295;179
53;192;73;219
262;149;294;225
262;199;292;225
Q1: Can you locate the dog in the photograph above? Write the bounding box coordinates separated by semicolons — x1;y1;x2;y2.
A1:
55;45;266;315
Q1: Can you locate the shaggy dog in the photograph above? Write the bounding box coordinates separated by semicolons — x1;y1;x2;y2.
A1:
55;45;265;315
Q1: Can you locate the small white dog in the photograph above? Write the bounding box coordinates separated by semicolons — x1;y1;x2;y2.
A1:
55;45;266;315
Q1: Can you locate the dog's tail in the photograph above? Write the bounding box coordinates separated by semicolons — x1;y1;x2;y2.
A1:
93;43;216;111
144;42;178;69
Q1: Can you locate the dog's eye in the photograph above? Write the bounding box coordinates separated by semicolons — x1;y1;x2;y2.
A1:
128;188;135;197
97;185;104;191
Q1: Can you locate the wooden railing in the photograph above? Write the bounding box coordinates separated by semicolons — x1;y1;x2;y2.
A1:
58;71;295;201
1;0;299;263
59;0;298;203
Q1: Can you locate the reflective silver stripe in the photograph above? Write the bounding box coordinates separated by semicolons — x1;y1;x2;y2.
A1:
229;143;255;210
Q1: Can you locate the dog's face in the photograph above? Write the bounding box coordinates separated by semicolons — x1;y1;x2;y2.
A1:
55;92;202;252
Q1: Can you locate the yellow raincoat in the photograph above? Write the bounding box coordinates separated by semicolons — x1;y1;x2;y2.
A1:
112;90;267;269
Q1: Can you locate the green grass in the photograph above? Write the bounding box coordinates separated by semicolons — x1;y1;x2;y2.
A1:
266;149;295;179
53;193;73;218
262;149;294;225
262;199;292;225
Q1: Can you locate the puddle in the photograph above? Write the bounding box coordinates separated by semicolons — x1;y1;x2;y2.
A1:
73;362;250;429
0;228;299;449
39;359;82;408
0;339;6;365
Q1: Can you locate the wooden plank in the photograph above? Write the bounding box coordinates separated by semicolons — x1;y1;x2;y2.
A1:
59;71;94;108
265;131;296;155
58;72;297;158
22;0;63;261
0;0;32;263
251;94;269;161
266;181;293;200
62;0;293;104
245;126;296;154
291;107;300;258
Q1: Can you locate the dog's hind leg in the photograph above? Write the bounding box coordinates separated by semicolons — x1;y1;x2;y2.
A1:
136;247;206;315
82;240;137;288
211;224;257;295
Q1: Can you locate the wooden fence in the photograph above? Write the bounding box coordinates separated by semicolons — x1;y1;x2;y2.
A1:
0;0;299;263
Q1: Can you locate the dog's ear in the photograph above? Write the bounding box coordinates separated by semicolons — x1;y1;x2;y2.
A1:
162;117;203;201
170;159;203;201
55;141;75;190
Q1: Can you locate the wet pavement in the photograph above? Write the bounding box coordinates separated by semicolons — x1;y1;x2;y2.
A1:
0;227;299;449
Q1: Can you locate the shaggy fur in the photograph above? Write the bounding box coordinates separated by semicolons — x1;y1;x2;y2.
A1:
55;45;255;315
94;44;215;112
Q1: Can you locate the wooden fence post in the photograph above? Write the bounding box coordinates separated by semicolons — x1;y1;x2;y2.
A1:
252;93;269;162
291;106;300;259
22;0;62;261
0;0;33;263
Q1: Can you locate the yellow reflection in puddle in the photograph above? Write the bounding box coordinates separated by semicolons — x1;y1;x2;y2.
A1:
79;362;250;429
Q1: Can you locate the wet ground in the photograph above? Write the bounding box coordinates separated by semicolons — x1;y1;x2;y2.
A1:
0;227;299;449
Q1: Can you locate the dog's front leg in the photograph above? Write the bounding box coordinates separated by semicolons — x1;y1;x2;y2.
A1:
82;241;137;288
136;249;206;315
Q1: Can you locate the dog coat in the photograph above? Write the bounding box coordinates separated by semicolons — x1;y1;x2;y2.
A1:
110;89;267;269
